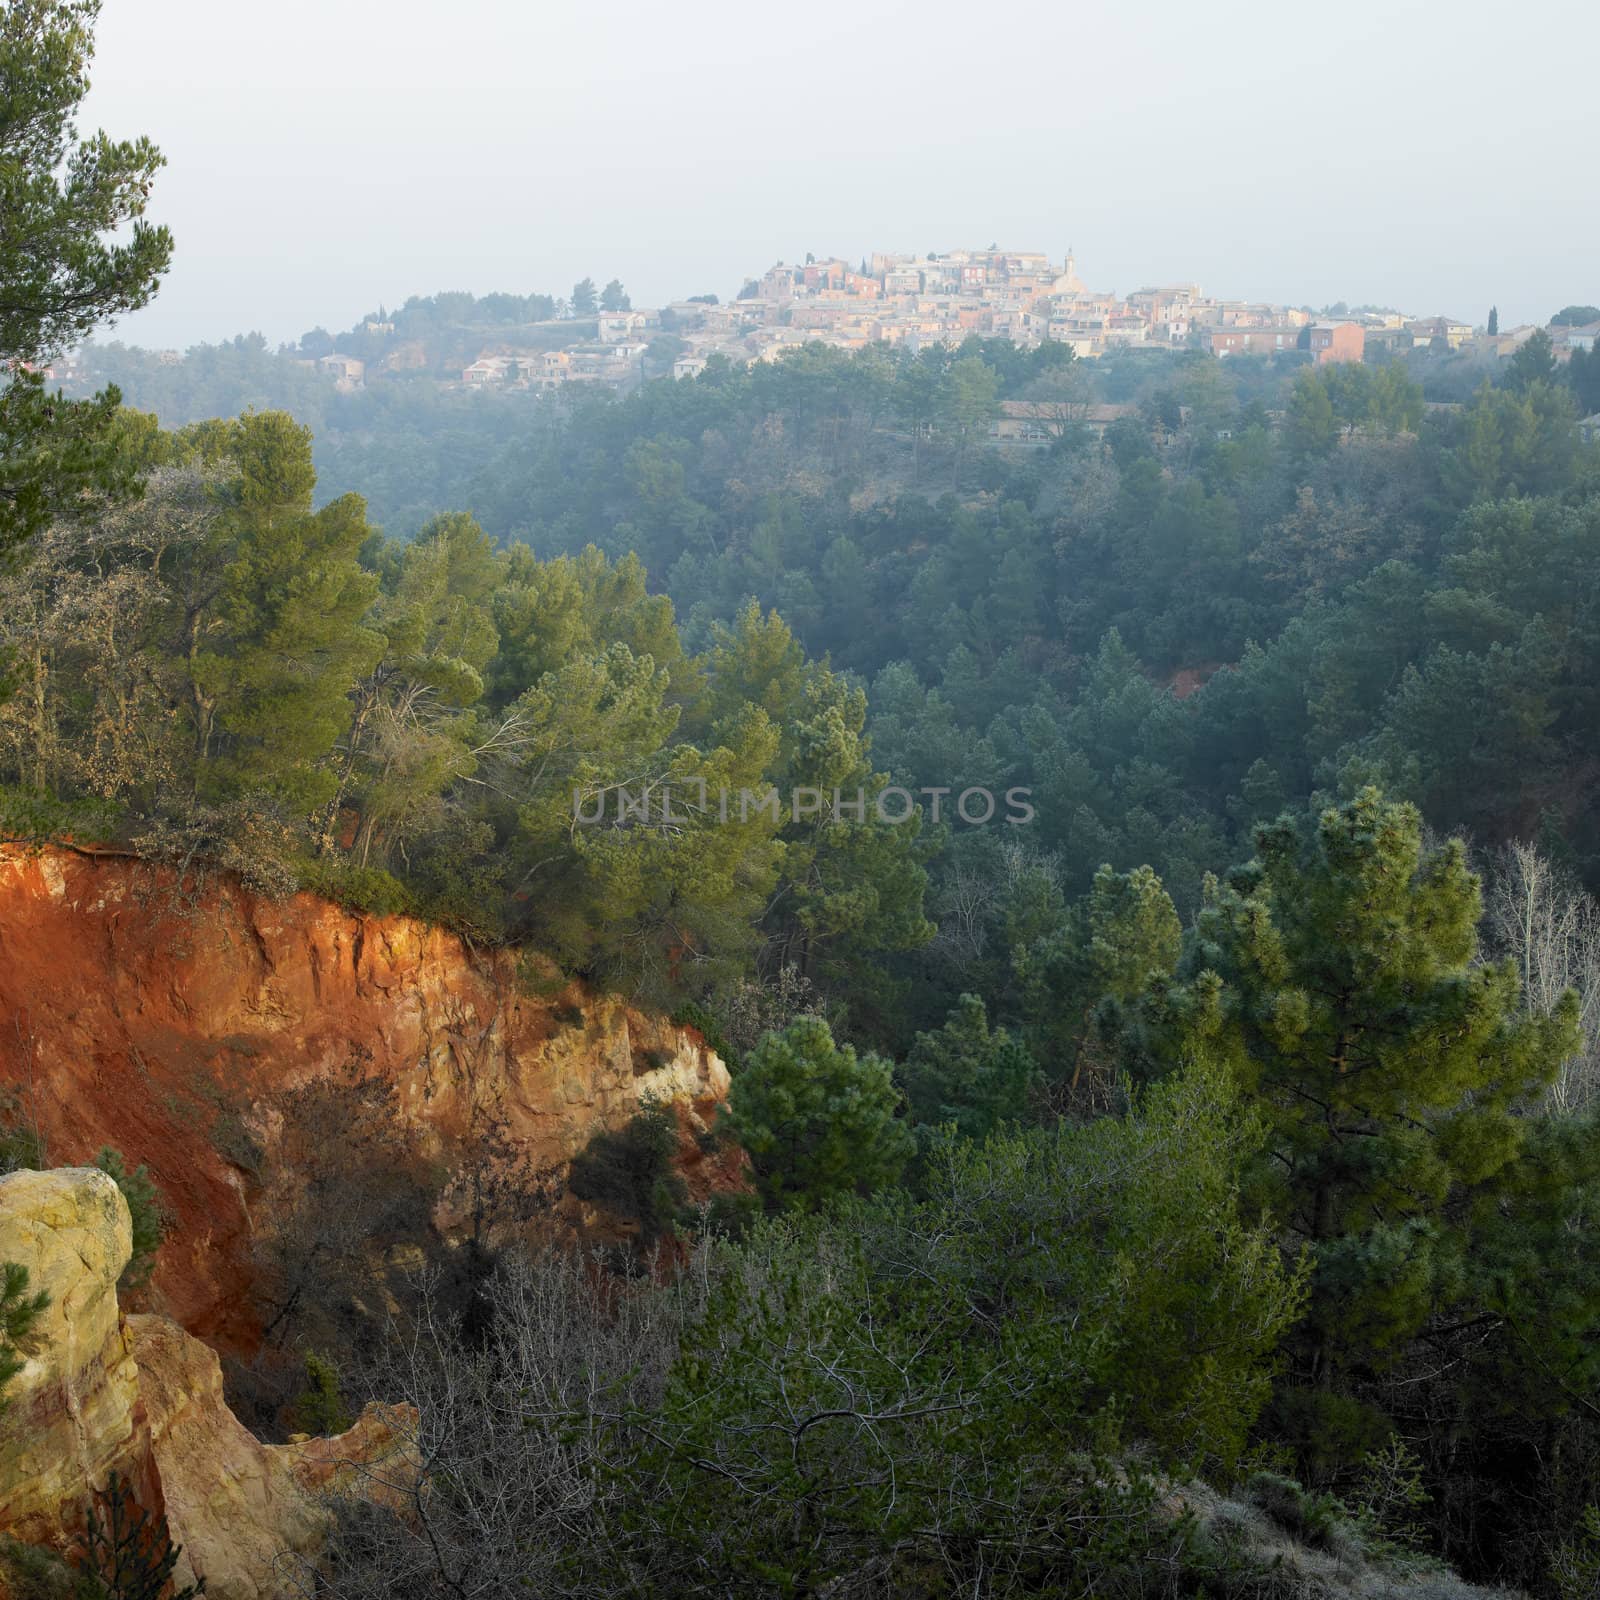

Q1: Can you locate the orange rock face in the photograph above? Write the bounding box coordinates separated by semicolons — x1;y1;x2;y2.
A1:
0;845;733;1347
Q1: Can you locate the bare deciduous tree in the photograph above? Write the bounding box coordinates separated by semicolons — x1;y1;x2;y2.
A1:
1483;840;1600;1114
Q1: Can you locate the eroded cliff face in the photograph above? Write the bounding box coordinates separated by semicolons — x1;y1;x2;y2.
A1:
0;844;734;1345
0;1167;417;1599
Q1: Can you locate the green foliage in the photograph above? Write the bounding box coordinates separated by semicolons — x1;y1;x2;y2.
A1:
898;991;1036;1143
1141;789;1577;1388
185;411;383;808
567;1101;687;1245
0;1260;50;1411
292;1350;352;1436
0;1536;102;1600
633;1059;1302;1594
669;999;734;1066
1552;1503;1600;1600
1352;1435;1432;1556
1506;328;1557;391
1019;861;1182;1079
0;0;173;555
0;1092;47;1172
84;1471;206;1599
1242;1471;1354;1554
726;1016;913;1211
293;857;415;918
92;1148;165;1292
0;787;122;845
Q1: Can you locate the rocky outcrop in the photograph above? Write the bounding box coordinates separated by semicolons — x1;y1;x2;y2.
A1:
0;845;733;1344
0;1167;418;1599
0;1169;141;1548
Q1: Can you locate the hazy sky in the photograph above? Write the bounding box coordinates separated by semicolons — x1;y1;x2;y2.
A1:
82;0;1597;350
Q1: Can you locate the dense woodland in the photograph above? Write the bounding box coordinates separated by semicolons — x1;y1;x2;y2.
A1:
6;3;1600;1597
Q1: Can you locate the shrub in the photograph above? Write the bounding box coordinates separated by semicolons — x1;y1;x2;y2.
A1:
1244;1470;1356;1556
567;1101;686;1245
1552;1504;1600;1600
0;1093;46;1173
294;857;414;918
1353;1436;1432;1556
0;1535;101;1600
92;1149;165;1291
292;1351;352;1436
670;1000;733;1066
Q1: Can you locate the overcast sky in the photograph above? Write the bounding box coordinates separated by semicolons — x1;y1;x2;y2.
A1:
82;0;1596;350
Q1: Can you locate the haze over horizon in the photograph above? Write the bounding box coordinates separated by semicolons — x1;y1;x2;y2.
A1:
83;0;1595;351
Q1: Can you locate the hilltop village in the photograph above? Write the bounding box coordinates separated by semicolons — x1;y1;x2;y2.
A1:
48;248;1599;409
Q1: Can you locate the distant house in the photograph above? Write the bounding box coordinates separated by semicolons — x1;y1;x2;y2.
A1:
988;400;1136;445
462;356;512;386
597;311;646;344
317;353;365;390
1561;322;1600;355
1404;316;1472;350
1579;413;1600;444
672;354;708;381
1204;326;1301;357
1308;321;1365;365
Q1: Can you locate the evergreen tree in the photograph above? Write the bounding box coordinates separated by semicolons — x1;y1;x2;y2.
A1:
899;992;1037;1143
1487;305;1499;336
697;601;933;991
0;0;174;555
85;1470;206;1599
185;412;383;808
727;1016;913;1211
1020;862;1182;1082
0;1261;49;1411
1138;789;1578;1401
94;1147;165;1290
1284;370;1339;459
1507;327;1557;391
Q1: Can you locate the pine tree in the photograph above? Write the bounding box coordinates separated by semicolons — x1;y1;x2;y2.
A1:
899;992;1037;1144
1020;862;1181;1085
93;1148;165;1291
85;1471;206;1598
727;1016;913;1211
0;1261;49;1411
0;0;174;555
1139;788;1578;1394
1488;305;1499;336
185;412;383;808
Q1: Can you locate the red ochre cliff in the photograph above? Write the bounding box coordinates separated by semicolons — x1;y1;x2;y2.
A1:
0;843;736;1347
